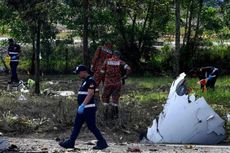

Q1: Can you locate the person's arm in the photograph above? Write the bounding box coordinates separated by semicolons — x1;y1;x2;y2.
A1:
91;48;101;71
122;61;131;76
121;61;131;84
15;44;21;58
82;88;94;105
78;83;95;114
100;60;107;76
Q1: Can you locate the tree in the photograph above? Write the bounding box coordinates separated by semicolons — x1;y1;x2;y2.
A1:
175;0;180;75
83;0;89;66
5;0;58;94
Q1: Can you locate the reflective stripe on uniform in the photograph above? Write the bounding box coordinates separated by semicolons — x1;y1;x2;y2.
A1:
124;64;129;69
103;103;109;106
111;103;118;106
10;60;19;62
107;61;120;66
78;91;88;95
9;52;19;55
85;104;96;108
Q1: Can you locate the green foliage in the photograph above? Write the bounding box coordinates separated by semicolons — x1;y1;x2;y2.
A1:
201;7;223;33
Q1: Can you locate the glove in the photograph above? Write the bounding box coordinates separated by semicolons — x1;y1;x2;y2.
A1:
90;65;94;73
121;75;128;80
207;75;213;81
197;79;207;86
121;75;127;85
77;103;85;114
11;55;17;60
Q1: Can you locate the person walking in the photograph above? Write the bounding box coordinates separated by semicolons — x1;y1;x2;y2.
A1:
59;64;108;150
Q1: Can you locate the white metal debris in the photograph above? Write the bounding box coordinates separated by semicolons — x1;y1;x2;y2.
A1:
56;91;75;97
147;73;226;144
0;138;10;151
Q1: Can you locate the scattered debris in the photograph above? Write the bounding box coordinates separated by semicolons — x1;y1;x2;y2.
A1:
147;73;226;144
56;91;75;97
0;138;10;151
18;94;27;101
27;79;35;88
127;147;142;152
227;113;230;122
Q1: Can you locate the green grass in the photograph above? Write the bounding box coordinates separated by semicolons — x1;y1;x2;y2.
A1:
127;76;173;89
127;75;230;111
125;75;230;142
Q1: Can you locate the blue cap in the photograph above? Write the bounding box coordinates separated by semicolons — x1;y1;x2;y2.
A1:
73;64;88;74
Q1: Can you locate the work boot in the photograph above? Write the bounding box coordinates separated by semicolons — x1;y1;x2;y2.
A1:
103;105;109;120
94;90;100;104
111;106;119;120
59;139;75;149
93;140;108;150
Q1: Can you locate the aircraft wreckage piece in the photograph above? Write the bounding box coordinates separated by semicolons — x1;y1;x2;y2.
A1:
147;73;226;144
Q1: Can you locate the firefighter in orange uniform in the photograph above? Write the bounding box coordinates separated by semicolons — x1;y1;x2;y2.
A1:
91;42;113;101
100;50;131;119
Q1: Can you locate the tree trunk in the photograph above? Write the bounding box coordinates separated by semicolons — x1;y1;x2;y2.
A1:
186;0;194;46
194;0;203;43
65;48;68;73
30;35;36;75
175;0;180;75
35;20;41;94
183;6;189;46
83;0;89;66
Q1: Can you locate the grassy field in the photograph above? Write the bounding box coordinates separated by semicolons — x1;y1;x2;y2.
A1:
0;74;229;143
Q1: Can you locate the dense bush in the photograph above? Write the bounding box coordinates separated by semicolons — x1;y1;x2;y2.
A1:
146;44;230;75
13;41;230;75
18;42;83;74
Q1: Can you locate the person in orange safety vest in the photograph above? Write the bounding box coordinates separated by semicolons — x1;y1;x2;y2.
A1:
100;50;131;120
90;42;113;102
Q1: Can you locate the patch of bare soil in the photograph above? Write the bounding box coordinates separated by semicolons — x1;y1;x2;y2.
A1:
0;75;229;152
0;75;163;145
5;137;230;153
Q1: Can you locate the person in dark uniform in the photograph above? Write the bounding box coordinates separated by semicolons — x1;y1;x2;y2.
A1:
190;66;219;92
8;38;21;83
59;64;108;150
197;66;219;91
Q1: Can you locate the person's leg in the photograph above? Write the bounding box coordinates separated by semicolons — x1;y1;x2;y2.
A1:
207;77;217;90
14;62;19;82
69;113;85;141
102;85;112;120
111;84;121;119
93;71;102;102
10;62;14;83
10;62;19;83
59;113;85;148
85;108;108;149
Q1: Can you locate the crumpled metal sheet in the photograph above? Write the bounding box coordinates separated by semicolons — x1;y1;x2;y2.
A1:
0;138;10;151
147;73;226;144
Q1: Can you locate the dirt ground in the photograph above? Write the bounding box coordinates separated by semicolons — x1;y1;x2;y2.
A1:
0;74;229;152
4;137;230;153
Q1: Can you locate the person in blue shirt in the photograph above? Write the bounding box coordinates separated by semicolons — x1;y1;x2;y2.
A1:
59;64;108;150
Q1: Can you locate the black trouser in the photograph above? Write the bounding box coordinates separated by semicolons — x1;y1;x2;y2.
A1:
200;71;219;90
206;77;217;89
10;62;19;83
69;107;106;144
